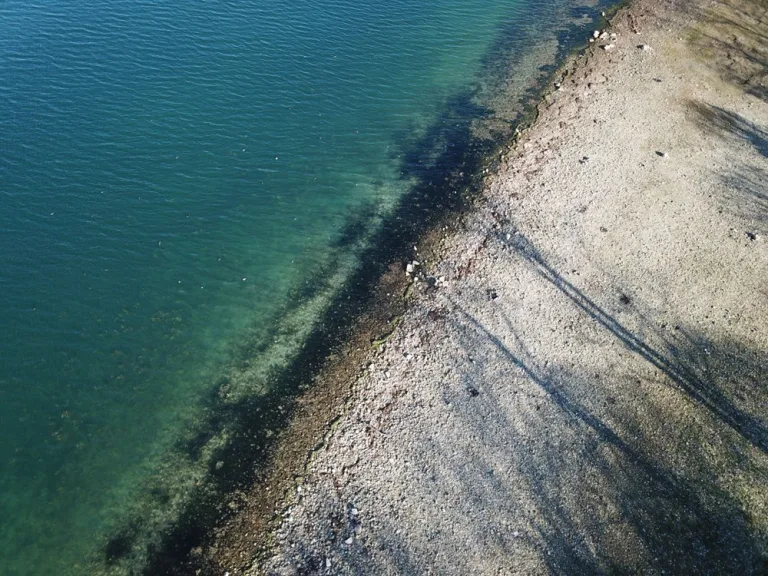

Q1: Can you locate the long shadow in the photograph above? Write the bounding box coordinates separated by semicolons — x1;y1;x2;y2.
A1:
686;100;768;228
721;163;768;227
494;226;768;454
446;303;767;573
688;101;768;158
689;0;768;102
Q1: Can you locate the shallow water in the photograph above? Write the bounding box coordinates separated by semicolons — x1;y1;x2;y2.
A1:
0;0;605;573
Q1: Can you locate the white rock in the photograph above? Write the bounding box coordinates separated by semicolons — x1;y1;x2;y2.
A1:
593;30;600;38
345;536;354;545
601;43;615;51
406;263;414;274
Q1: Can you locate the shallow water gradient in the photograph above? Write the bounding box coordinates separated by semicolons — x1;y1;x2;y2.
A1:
0;0;600;573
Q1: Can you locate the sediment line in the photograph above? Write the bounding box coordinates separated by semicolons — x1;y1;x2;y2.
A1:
93;2;617;574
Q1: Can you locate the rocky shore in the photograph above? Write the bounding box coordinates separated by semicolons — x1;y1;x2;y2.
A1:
208;0;768;573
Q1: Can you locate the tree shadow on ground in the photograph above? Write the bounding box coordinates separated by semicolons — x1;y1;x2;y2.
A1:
720;163;768;229
499;226;768;454
686;100;768;230
688;101;768;158
688;0;768;102
446;310;768;574
429;226;768;573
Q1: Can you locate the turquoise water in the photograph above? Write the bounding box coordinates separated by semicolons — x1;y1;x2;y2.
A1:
0;0;604;573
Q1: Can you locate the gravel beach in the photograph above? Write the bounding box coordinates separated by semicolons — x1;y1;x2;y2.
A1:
209;0;768;573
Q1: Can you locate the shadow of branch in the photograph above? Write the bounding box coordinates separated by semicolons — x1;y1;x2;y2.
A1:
500;226;768;454
688;101;768;158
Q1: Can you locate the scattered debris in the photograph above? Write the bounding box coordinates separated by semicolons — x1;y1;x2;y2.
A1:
619;293;632;305
406;260;421;275
628;13;640;34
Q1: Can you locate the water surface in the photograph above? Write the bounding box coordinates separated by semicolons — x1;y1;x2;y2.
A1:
0;0;604;573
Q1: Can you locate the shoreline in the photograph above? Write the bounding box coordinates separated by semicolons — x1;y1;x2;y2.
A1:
191;0;632;572
92;2;620;574
206;0;768;573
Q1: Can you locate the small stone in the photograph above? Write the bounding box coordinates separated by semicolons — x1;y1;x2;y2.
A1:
406;263;414;274
638;43;652;51
215;461;224;470
746;231;758;241
326;559;332;568
656;151;668;158
345;536;354;545
601;43;615;51
593;30;600;38
350;507;359;516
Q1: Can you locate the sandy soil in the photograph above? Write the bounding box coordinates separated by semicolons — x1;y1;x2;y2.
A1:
211;0;768;573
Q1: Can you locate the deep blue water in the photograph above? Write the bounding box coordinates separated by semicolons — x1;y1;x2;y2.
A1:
0;0;602;573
